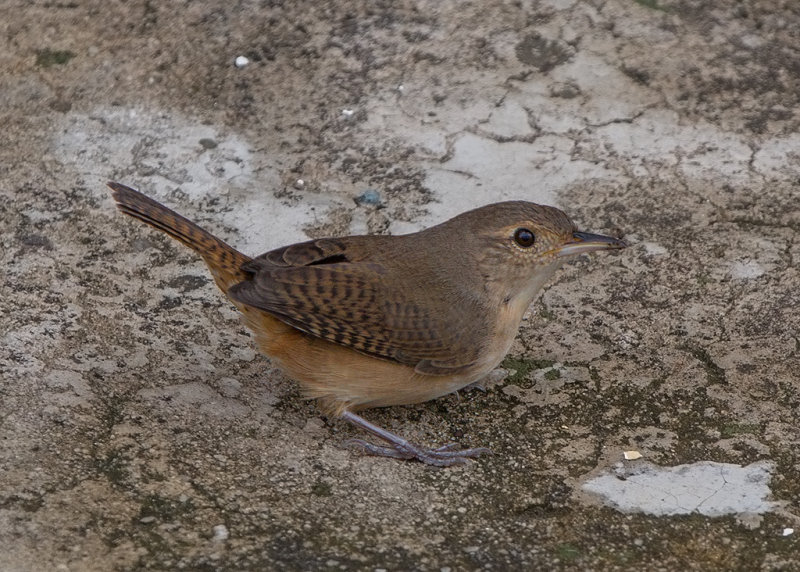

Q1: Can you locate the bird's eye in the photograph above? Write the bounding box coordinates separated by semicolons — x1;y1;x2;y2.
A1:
513;228;536;248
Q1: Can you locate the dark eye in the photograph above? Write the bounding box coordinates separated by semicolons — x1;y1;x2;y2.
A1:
513;228;536;248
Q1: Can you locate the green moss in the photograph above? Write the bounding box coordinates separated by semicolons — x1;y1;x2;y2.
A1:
719;423;760;438
501;356;556;385
634;0;667;11
538;305;556;320
501;357;533;384
36;48;76;68
555;543;581;562
544;368;562;381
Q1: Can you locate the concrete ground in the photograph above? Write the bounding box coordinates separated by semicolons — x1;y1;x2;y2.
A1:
2;0;799;569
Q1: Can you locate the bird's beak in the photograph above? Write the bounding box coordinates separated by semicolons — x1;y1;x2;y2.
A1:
555;231;628;258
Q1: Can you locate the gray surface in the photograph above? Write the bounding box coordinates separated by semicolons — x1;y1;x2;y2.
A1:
2;1;799;570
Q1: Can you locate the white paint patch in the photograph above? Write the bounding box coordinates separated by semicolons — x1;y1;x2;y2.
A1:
582;461;779;517
407;133;614;232
753;133;800;177
53;107;341;253
594;110;754;182
730;260;766;280
482;100;533;139
642;241;668;256
365;46;798;234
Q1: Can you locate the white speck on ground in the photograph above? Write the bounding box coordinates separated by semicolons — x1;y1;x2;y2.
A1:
642;242;668;256
212;524;230;541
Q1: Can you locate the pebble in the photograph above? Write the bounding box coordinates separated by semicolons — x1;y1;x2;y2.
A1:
212;524;230;541
355;189;381;206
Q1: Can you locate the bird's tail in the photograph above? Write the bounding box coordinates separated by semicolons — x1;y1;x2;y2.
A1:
107;181;251;293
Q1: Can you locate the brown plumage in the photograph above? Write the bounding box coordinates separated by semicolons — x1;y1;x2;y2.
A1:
107;182;626;466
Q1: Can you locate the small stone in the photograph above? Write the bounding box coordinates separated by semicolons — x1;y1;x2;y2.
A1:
140;516;156;524
341;108;355;118
783;528;794;536
355;189;381;206
199;138;218;149
212;524;229;541
623;450;642;460
234;55;250;68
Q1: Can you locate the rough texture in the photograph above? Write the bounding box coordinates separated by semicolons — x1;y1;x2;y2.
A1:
2;0;799;570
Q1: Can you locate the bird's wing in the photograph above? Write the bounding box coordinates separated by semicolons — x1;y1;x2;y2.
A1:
228;239;486;375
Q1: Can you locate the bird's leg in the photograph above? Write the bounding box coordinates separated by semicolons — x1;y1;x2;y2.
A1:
340;410;491;467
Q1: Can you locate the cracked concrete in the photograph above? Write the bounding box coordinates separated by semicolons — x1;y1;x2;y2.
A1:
2;0;799;570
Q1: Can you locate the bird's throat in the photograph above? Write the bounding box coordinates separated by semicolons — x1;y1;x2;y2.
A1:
503;259;563;318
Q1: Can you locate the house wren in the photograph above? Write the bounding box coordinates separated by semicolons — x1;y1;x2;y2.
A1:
108;182;626;466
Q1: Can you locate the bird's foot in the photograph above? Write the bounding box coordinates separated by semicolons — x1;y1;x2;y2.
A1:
345;438;491;467
340;410;491;467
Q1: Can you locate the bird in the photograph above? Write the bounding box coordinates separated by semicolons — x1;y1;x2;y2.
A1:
107;181;626;466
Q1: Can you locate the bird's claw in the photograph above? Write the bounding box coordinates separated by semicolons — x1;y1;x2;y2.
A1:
344;438;492;467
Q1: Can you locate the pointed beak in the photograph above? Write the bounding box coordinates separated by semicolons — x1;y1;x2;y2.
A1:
555;231;628;258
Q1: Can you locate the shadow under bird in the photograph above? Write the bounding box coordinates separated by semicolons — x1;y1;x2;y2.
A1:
107;182;626;466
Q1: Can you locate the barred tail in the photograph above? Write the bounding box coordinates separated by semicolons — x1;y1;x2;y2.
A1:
107;182;251;293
